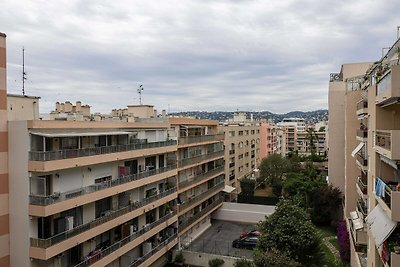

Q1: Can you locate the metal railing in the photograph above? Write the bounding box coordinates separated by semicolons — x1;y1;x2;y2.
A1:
357;199;368;217
376;130;391;150
178;134;224;145
356;153;368;167
179;198;223;232
73;213;176;267
356;129;368;139
29;165;177;206
30;188;177;248
178;150;224;168
178;181;224;212
357;176;367;195
375;178;392;209
179;166;224;190
29;140;177;161
356;100;368;111
127;233;178;267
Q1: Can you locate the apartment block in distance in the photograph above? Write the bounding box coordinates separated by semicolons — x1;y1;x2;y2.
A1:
329;31;400;267
220;112;260;192
259;120;286;159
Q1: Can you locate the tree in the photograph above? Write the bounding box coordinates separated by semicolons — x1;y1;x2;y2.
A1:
258;154;290;196
240;178;256;196
253;248;300;267
306;128;318;158
256;200;326;266
310;185;342;226
209;258;224;267
234;259;255;267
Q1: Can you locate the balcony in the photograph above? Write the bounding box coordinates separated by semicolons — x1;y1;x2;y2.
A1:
356;153;368;171
179;198;223;233
30;165;177;206
356;176;368;197
348;218;368;247
179;166;224;191
229;162;235;168
356;100;368;116
178;181;224;213
29;140;177;161
356;198;368;218
229;150;235;155
72;213;177;267
127;234;178;267
375;177;400;221
375;130;400;160
178;150;224;168
30;188;177;250
391;252;400;267
376;65;400;107
178;134;224;146
356;129;368;141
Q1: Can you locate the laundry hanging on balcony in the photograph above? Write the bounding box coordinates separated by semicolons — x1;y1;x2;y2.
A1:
375;177;386;198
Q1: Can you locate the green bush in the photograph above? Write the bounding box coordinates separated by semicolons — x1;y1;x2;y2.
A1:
209;258;225;267
174;251;185;264
234;259;254;267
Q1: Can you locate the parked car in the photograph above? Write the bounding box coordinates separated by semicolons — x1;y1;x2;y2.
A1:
232;236;258;249
239;230;261;238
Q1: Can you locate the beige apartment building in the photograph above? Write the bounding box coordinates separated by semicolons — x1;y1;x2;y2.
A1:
329;33;400;267
220;113;260;192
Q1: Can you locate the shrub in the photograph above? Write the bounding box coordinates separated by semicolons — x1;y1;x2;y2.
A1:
174;251;185;264
209;258;225;267
337;221;350;262
234;259;254;267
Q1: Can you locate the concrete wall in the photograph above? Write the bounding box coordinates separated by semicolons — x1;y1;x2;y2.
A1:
211;202;275;224
7;95;39;121
0;32;9;267
181;250;246;267
8;121;30;267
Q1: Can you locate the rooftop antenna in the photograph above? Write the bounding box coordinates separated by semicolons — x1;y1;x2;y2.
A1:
137;85;143;105
22;47;27;95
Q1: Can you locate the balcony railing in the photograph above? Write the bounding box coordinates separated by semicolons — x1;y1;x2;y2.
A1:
356;199;368;217
30;188;177;249
356;129;368;139
178;150;224;168
178;181;224;212
29;140;177;161
377;71;392;96
179;197;223;232
178;134;224;146
179;166;224;190
30;165;177;206
375;130;400;160
356;153;368;167
356;100;368;111
357;176;367;195
376;130;391;150
127;233;178;267
375;177;392;209
73;213;176;267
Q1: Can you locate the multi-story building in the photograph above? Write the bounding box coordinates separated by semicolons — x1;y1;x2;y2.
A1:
171;118;225;246
259;121;278;159
220;113;260;191
329;33;400;267
277;118;306;154
3;95;225;266
0;32;9;267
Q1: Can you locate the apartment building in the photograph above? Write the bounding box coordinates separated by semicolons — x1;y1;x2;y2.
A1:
171;118;225;246
220;113;260;191
0;32;9;267
296;126;327;157
329;34;400;267
277;118;306;154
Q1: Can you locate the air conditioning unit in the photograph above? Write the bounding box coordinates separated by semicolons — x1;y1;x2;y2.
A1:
65;216;74;231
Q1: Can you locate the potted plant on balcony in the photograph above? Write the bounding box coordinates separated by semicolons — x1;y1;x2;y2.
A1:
174;251;185;266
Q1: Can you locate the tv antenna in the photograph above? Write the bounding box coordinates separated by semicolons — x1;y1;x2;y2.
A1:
22;47;27;95
137;85;143;105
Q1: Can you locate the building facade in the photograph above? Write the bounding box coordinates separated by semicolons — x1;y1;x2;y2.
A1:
220;113;260;192
329;34;400;267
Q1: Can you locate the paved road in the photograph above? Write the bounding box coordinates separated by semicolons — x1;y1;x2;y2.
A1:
186;220;255;259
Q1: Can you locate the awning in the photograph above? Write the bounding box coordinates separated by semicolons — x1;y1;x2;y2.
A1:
380;155;398;170
351;142;365;157
222;185;236;193
366;204;397;248
30;131;133;137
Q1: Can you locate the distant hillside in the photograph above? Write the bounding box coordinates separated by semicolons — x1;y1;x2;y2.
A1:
170;110;328;124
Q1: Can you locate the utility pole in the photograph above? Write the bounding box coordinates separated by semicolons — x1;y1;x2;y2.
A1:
137;85;143;105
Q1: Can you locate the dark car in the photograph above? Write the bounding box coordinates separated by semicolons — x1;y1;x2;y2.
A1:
240;230;261;238
232;236;258;249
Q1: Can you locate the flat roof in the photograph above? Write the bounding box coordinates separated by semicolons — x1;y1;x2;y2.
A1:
7;94;40;99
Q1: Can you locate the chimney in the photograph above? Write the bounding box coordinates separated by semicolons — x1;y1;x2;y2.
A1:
162;109;166;117
75;101;82;112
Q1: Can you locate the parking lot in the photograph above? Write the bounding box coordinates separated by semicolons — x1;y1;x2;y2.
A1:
183;220;256;259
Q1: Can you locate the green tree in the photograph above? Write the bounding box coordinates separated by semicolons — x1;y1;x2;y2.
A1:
256;200;326;266
310;185;342;226
253;248;300;267
306;128;317;158
258;154;290;196
240;178;256;196
234;259;255;267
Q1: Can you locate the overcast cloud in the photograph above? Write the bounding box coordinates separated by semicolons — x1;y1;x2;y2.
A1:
1;0;399;114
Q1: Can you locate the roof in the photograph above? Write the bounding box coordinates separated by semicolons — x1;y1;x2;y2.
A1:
7;94;41;99
0;32;6;38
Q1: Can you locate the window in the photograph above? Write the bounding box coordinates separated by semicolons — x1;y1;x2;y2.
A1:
229;131;235;137
239;131;244;136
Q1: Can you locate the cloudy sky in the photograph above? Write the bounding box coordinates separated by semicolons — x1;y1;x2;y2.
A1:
1;0;399;114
